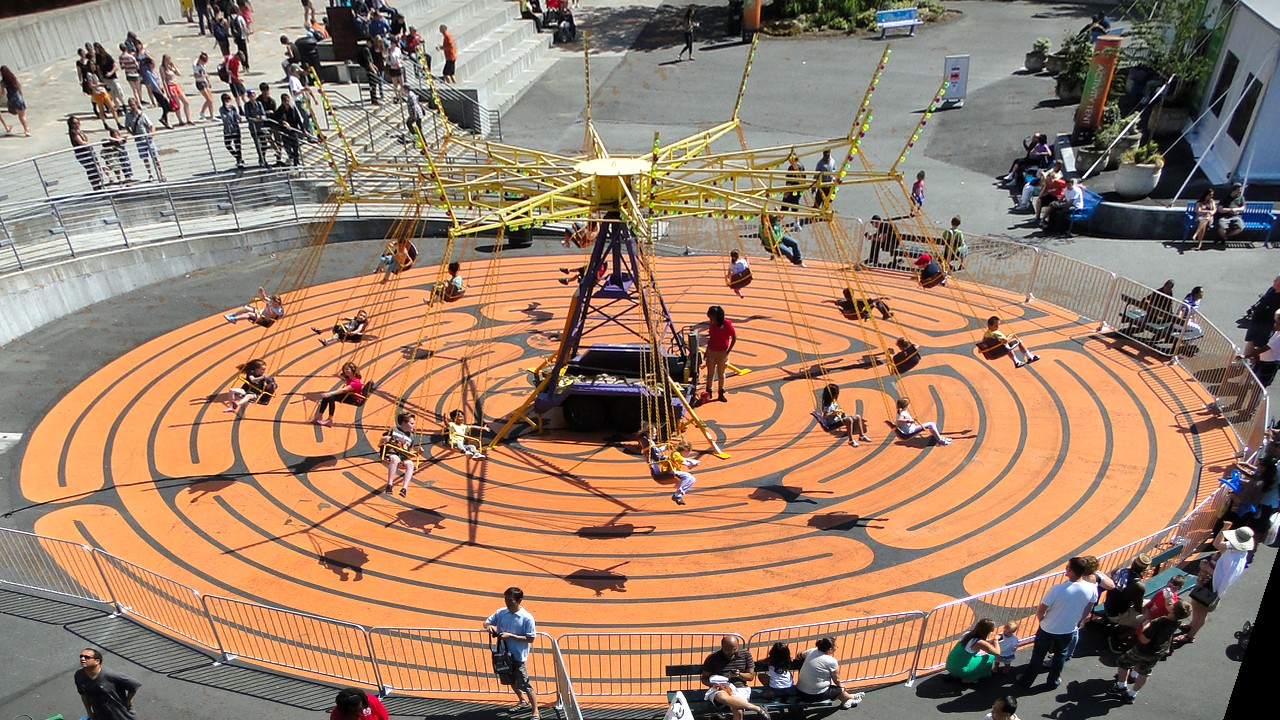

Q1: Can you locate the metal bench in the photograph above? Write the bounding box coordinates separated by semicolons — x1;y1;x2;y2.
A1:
665;661;851;718
876;8;923;40
1181;200;1277;244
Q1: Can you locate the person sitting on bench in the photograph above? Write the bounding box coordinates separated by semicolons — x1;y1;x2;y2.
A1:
834;287;893;320
915;253;946;288
818;383;871;447
795;637;863;709
424;261;466;305
225;287;285;327
700;636;769;720
894;396;950;445
312;361;365;426
982;315;1040;368
224;358;274;413
1001;133;1052;189
312;309;369;346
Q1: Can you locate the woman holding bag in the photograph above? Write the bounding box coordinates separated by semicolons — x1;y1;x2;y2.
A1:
1177;524;1255;643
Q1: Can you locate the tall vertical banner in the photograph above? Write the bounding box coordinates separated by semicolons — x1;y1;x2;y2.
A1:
1074;35;1124;133
743;0;761;37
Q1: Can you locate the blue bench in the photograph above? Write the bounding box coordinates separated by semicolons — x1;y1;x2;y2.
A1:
876;8;923;40
1181;200;1277;244
1065;188;1103;234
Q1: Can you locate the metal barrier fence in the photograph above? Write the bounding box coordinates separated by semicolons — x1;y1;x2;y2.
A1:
203;594;384;689
557;632;743;698
745;612;926;688
92;550;220;651
0;528;110;603
369;628;554;697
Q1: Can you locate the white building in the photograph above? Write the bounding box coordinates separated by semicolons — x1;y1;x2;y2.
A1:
1190;0;1280;183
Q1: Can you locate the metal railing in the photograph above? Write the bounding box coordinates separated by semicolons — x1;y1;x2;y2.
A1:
0;481;1232;706
0;190;1268;708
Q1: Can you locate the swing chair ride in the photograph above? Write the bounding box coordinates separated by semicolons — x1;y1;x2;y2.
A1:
239;35;1024;470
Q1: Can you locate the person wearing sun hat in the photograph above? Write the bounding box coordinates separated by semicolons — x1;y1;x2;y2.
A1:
915;253;945;288
1178;523;1255;643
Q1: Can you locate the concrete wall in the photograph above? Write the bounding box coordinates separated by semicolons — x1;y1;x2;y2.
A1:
0;0;180;72
0;217;399;346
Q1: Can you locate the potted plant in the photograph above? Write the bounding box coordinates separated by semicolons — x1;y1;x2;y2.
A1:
1114;142;1165;198
1054;36;1090;102
1125;0;1225;136
1026;37;1052;73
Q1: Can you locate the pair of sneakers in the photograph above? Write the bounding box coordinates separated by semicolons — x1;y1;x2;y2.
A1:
1014;354;1042;368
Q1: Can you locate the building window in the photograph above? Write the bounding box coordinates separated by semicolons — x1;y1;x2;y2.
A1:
1227;75;1262;145
1211;52;1238;116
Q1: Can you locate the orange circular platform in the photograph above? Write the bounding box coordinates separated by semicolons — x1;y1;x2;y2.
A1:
21;256;1222;634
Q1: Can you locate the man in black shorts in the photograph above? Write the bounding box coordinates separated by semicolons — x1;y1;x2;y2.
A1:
1108;600;1190;703
1215;182;1246;245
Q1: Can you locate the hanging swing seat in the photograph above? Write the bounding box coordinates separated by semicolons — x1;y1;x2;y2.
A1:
919;270;948;289
239;375;277;405
975;338;1011;360
726;268;753;289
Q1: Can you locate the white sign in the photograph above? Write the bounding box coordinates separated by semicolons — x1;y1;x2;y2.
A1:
943;54;970;107
664;690;692;720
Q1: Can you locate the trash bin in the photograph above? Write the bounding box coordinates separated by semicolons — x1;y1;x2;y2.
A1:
726;0;743;36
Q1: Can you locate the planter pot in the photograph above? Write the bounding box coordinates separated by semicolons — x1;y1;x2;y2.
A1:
1025;51;1047;73
1045;52;1066;75
1112;132;1141;159
1149;104;1191;138
1114;162;1164;199
1056;77;1083;103
1076;146;1110;174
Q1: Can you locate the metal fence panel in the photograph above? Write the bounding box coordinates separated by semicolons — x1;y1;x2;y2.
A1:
550;636;585;720
916;572;1063;673
556;632;742;698
1026;250;1117;323
92;550;220;651
746;612;925;687
0;528;111;603
955;236;1037;299
369;628;554;698
203;594;381;688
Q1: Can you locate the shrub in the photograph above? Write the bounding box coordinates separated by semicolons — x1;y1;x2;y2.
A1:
1122;141;1165;167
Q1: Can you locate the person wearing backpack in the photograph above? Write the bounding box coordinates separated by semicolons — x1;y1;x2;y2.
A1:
230;6;250;69
212;14;231;58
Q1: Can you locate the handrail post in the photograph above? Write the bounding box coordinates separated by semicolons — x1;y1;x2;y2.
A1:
108;195;129;248
33;161;52;199
1025;246;1042;303
166;185;185;237
49;201;75;257
1096;272;1119;332
202;126;219;173
0;215;21;270
225;184;241;231
287;176;300;222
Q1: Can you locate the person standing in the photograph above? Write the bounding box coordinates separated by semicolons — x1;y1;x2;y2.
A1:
1016;556;1099;689
438;24;458;84
94;43;125;110
1109;601;1190;704
704;305;737;402
194;0;212;35
117;44;144;107
483;587;539;718
74;648;141;720
243;89;268;166
68;116;103;191
1243;309;1280;388
275;92;305;166
161;54;193;126
124;97;164;181
677;6;697;61
193;52;215;121
230;6;251;70
1;66;30;136
1242;276;1280;357
814;149;836;209
219;92;244;167
910;170;926;214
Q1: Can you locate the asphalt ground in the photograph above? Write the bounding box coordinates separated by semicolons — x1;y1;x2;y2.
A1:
0;1;1275;719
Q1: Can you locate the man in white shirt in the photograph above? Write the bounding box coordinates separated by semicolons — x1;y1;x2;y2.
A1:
1048;177;1085;233
1016;556;1099;689
483;587;539;717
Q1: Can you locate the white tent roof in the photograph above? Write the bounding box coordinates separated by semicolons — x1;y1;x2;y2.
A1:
1241;0;1280;31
